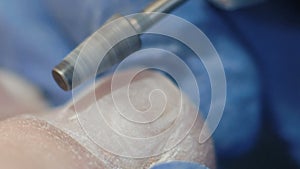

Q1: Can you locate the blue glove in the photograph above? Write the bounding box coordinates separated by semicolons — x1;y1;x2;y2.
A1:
151;161;209;169
223;0;300;165
0;0;72;106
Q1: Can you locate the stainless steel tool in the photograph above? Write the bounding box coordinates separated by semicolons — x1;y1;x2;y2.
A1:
52;0;188;91
52;0;264;91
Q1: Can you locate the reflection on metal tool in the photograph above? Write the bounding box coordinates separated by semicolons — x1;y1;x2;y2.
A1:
52;0;188;91
52;0;264;91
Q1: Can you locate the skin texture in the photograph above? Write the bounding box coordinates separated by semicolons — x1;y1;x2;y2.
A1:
0;118;104;169
0;70;215;169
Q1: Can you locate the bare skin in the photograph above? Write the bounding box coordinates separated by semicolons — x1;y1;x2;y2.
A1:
0;70;215;169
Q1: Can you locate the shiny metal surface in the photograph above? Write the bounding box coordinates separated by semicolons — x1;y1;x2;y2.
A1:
53;15;141;91
52;0;188;91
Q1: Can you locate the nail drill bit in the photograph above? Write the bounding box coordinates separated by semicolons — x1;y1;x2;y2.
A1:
52;0;187;91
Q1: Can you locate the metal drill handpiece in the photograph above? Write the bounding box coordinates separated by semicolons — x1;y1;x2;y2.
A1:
52;0;187;91
52;16;141;91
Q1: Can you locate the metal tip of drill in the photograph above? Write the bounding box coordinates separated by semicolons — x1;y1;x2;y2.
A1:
52;61;73;91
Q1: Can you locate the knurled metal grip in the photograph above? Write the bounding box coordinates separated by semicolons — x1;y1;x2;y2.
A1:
52;15;141;91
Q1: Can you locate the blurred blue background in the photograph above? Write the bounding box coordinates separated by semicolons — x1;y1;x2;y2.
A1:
0;0;299;168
